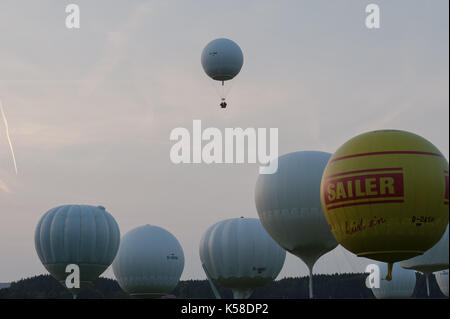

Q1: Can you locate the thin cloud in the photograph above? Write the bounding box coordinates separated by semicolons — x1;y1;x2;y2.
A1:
78;3;152;96
0;179;10;193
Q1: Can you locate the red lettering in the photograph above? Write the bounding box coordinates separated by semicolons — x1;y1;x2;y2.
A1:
324;172;404;206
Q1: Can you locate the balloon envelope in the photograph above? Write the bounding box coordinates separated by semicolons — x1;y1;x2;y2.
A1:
201;38;243;82
435;270;449;297
112;225;184;299
255;151;338;298
320;130;449;265
199;218;285;299
34;205;120;287
400;224;449;274
255;151;338;269
371;263;416;299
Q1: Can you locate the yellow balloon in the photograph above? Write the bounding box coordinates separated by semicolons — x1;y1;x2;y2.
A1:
321;130;449;279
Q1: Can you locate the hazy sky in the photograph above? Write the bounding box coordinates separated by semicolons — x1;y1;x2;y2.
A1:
0;0;448;283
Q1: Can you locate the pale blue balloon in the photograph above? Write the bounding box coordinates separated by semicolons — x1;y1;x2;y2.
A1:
201;38;244;82
35;205;120;286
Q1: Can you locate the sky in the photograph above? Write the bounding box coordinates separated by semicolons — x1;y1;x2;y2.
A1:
0;0;448;283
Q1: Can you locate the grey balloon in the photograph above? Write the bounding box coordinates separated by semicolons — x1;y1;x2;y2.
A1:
400;224;449;296
435;270;449;297
112;225;185;299
371;262;416;299
34;205;120;290
201;38;244;82
199;218;286;299
255;151;338;298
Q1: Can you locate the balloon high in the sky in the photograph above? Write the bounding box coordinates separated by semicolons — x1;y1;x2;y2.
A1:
400;224;449;296
255;151;338;299
34;205;120;296
320;130;449;280
112;225;184;299
201;38;244;108
199;218;285;299
370;262;416;299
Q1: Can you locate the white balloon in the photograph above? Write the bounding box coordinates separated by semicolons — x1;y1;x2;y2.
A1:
435;269;449;297
255;151;338;298
201;38;244;82
400;225;449;273
371;262;416;299
112;225;184;299
34;205;120;290
199;218;286;299
400;224;448;296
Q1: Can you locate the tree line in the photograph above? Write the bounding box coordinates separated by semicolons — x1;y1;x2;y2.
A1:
0;273;446;299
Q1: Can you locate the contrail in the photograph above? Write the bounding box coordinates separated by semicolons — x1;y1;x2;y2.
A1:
0;100;18;175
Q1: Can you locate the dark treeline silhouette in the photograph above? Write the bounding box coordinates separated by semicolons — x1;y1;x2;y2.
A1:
0;275;128;299
0;273;446;299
